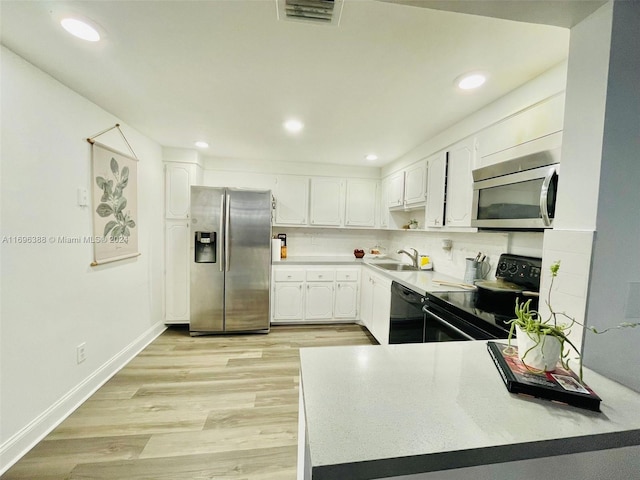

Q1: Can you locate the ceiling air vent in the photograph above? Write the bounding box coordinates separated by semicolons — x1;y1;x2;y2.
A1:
276;0;344;26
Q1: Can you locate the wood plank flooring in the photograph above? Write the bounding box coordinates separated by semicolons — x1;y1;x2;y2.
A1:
2;324;376;480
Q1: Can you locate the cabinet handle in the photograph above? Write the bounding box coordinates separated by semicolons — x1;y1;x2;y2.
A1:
318;274;323;278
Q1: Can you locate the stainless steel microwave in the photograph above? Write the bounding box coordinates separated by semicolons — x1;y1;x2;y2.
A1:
471;147;560;230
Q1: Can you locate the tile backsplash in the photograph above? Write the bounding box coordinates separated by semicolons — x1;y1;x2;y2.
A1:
276;227;544;281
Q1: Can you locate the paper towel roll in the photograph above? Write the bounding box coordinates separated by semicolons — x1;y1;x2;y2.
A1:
271;239;282;262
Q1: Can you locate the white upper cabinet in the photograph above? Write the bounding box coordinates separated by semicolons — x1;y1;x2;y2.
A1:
476;93;565;168
425;152;447;228
386;159;427;209
379;177;390;228
274;175;309;226
445;139;474;227
309;177;344;226
403;161;427;206
344;179;377;227
165;162;201;219
387;171;405;208
424;139;474;230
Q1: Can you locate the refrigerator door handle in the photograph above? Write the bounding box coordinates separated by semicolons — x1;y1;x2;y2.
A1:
225;193;231;272
219;194;225;272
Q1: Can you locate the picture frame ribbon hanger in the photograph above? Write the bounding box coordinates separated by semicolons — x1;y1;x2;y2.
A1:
86;123;138;160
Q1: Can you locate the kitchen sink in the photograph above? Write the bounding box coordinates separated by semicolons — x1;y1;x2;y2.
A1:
372;263;419;272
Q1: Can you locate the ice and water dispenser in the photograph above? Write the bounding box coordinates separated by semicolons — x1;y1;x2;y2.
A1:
194;231;216;263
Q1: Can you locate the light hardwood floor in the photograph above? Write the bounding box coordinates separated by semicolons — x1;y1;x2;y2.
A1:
2;324;376;480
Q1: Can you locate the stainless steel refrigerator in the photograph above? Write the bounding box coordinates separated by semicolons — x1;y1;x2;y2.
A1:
189;186;272;335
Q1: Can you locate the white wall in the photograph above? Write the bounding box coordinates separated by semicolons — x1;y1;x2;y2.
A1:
580;0;640;391
382;61;568;177
0;46;166;471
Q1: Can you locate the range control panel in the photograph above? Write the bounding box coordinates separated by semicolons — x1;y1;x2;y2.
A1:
495;254;543;291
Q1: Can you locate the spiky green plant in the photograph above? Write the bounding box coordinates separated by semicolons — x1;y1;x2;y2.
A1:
507;261;639;380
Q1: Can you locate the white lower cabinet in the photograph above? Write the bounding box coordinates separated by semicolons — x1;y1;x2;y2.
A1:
273;282;305;321
271;266;359;323
334;268;360;318
360;267;392;345
165;220;190;323
304;268;335;320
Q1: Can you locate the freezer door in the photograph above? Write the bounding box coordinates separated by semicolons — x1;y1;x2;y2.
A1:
190;186;225;334
224;189;271;332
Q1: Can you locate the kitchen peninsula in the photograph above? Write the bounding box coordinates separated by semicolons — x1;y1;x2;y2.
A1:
298;341;640;480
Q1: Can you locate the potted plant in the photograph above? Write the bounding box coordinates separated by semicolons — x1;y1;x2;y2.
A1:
507;261;639;380
408;219;419;229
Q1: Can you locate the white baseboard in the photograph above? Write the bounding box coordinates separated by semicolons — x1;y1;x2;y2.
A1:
0;321;167;475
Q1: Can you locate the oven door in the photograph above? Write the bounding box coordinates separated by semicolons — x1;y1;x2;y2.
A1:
422;301;502;342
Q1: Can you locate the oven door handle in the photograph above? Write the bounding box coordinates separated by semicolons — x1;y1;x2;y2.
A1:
422;306;476;341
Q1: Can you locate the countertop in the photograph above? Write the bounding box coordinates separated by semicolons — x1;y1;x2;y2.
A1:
299;341;640;479
273;256;471;295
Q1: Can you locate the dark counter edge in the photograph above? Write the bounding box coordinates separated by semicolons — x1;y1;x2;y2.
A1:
310;430;640;480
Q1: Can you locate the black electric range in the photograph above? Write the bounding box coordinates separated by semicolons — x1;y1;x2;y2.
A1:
422;254;542;342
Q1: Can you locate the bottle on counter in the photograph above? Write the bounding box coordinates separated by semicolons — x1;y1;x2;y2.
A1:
277;233;287;259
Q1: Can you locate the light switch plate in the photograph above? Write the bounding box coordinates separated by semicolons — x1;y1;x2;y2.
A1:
77;187;88;206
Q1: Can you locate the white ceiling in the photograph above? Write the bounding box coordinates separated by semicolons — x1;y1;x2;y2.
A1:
0;0;576;167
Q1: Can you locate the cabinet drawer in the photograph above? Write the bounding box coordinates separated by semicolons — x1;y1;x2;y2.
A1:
335;269;359;281
305;269;335;282
274;270;305;282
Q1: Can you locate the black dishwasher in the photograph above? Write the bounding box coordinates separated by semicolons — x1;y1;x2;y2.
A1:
389;282;425;344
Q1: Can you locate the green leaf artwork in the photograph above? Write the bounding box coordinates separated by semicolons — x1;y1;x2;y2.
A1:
95;157;136;239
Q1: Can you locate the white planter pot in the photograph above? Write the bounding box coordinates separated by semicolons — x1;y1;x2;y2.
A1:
516;326;562;371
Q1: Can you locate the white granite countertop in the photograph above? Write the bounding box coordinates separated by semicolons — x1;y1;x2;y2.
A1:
273;256;471;294
299;341;640;479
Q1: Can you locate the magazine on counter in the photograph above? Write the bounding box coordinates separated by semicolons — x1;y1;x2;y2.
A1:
487;341;602;412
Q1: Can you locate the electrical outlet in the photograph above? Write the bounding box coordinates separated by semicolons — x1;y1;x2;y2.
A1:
77;343;87;364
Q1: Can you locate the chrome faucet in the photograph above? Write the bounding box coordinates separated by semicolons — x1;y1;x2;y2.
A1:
397;248;419;268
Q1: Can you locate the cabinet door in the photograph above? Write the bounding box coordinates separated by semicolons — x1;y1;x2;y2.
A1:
345;179;377;227
371;274;391;345
309;177;343;226
445;140;474;227
387;172;405;207
334;282;358;319
379;178;389;228
165;220;190;322
273;282;305;320
404;160;427;206
305;283;334;319
165;163;197;219
274;175;309;225
476;93;565;164
360;271;374;331
425;153;447;228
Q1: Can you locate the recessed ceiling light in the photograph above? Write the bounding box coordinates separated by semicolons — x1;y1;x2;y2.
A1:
194;141;209;148
457;72;487;90
284;119;304;133
60;18;100;42
365;154;378;161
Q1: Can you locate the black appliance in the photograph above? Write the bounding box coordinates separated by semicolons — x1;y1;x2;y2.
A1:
388;254;542;344
389;282;425;344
